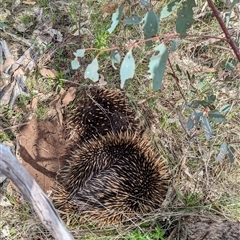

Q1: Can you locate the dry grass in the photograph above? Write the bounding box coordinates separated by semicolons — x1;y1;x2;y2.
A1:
0;0;240;239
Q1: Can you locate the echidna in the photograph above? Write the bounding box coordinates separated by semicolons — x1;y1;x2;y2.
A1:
53;131;169;225
67;87;138;141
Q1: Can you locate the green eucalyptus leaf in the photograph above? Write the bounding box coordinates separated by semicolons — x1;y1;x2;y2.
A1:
71;58;80;70
140;0;151;7
216;142;228;161
143;9;159;46
124;15;142;25
74;49;85;58
0;22;8;29
148;44;169;90
84;58;99;82
230;0;240;9
120;50;135;88
220;104;231;114
108;6;123;34
110;50;121;70
228;146;235;163
176;0;196;34
208;110;226;123
160;0;179;19
225;11;231;26
197;78;206;90
188;100;201;109
186;111;202;130
207;95;216;103
199;100;210;107
170;38;179;52
201;116;212;140
225;59;237;70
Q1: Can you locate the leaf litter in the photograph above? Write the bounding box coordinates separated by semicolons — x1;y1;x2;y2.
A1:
0;2;82;238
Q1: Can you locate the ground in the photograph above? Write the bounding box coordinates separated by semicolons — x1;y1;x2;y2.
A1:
17;119;68;193
0;0;240;239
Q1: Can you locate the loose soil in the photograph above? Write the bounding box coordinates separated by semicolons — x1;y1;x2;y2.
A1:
16;119;68;193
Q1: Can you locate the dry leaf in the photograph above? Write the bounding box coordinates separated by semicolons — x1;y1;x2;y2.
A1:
97;74;107;86
3;58;15;72
100;2;118;14
40;68;57;78
49;94;61;107
59;87;65;96
62;87;77;107
55;99;63;126
22;1;36;5
0;194;12;207
201;66;216;73
137;99;147;105
31;97;38;111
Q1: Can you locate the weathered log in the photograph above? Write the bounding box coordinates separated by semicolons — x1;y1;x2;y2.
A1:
0;144;75;240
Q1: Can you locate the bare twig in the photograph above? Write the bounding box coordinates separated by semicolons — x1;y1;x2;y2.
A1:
0;122;30;132
3;31;32;47
83;33;229;59
0;144;75;240
167;58;187;102
78;0;83;49
207;0;240;61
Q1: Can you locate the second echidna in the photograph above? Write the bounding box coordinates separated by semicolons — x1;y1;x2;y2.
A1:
53;131;169;225
67;87;138;141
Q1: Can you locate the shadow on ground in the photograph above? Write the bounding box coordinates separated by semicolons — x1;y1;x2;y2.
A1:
17;119;68;193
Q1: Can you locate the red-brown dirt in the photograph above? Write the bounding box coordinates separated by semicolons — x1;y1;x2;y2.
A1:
17;119;68;193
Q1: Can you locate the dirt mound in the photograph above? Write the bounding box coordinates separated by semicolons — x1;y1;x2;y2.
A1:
17;119;68;193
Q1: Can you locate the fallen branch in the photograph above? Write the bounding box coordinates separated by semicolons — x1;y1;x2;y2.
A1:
0;144;75;240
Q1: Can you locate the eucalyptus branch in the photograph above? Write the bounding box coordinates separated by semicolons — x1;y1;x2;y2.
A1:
207;0;240;61
83;33;228;58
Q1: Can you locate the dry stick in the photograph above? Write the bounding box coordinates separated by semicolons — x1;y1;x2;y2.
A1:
207;0;240;62
0;144;75;240
78;0;83;49
0;122;30;132
167;58;187;102
0;44;3;73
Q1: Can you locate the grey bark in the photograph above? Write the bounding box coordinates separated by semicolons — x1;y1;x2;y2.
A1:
0;144;75;240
